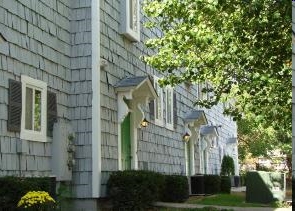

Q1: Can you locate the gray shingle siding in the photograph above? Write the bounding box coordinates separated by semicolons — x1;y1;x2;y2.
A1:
0;0;93;198
99;0;238;196
69;0;92;198
0;0;67;177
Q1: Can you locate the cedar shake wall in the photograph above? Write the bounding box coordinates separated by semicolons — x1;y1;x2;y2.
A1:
99;0;237;196
0;0;93;199
0;0;71;177
69;0;92;198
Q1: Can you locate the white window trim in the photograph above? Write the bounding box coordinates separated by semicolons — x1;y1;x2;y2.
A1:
120;0;140;42
20;75;47;142
154;76;164;126
165;86;174;130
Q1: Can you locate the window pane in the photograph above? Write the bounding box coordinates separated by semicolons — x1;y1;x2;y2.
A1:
129;0;138;32
34;90;41;131
155;83;162;119
25;87;33;130
167;89;172;123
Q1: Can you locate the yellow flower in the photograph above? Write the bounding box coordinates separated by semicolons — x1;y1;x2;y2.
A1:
17;191;55;209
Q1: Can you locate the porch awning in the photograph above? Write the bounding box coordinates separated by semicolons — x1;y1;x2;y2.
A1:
115;76;157;125
115;76;157;99
184;109;208;127
200;125;219;137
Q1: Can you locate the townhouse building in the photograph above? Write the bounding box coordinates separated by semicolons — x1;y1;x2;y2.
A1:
0;0;238;210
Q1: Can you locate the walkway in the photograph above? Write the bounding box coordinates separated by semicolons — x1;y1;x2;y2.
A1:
154;186;292;211
154;202;292;211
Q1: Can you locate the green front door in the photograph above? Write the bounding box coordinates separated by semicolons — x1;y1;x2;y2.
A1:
121;113;131;170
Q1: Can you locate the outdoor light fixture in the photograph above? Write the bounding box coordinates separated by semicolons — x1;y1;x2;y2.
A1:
0;33;7;43
182;132;190;142
141;118;149;127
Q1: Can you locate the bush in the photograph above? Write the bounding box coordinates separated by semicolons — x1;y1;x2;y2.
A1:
256;164;274;172
246;171;285;203
161;175;189;202
204;175;221;194
17;191;56;210
0;176;55;211
240;173;247;186
292;177;295;208
107;171;190;209
220;155;235;176
107;170;164;210
220;176;231;193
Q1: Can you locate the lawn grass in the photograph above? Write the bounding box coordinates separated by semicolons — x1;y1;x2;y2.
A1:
157;208;233;211
186;192;271;207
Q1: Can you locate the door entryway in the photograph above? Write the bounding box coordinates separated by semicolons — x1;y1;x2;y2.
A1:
186;142;192;176
121;113;131;170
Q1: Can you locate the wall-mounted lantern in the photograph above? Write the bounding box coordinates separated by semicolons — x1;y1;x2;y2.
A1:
182;132;191;142
140;118;149;127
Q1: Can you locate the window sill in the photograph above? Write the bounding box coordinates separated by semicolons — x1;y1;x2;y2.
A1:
20;130;47;142
154;119;164;127
165;124;174;131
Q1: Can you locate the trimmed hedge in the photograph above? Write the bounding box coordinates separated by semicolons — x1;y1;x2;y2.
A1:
246;171;285;203
292;177;294;208
220;176;231;193
0;176;56;211
107;170;164;210
204;175;221;194
161;175;189;202
107;170;189;210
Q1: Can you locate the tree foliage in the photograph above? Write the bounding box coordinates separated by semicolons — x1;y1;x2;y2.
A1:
238;113;292;174
238;114;278;161
142;0;291;133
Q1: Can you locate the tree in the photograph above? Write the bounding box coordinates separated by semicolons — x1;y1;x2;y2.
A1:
142;0;291;133
238;113;292;175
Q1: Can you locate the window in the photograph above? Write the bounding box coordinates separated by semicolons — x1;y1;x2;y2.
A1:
154;76;164;126
120;0;140;42
198;83;207;101
165;86;174;130
20;75;47;142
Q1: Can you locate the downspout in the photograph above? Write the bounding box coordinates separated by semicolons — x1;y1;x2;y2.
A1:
91;0;101;198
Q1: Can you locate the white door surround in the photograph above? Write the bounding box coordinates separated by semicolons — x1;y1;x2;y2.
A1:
183;110;208;176
115;76;157;170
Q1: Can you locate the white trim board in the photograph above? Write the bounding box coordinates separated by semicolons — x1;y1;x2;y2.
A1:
91;0;101;198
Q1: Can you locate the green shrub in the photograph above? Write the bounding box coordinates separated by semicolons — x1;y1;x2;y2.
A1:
246;171;285;203
161;175;189;202
220;176;231;193
240;173;246;186
292;177;294;208
0;176;55;211
204;175;221;194
107;170;164;210
256;164;274;172
220;155;235;176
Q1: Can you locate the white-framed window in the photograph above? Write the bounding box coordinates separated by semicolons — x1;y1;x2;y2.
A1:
120;0;140;42
198;83;207;101
154;76;164;126
165;86;174;130
20;75;47;142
